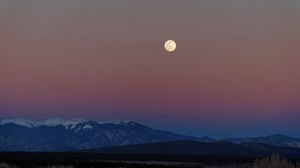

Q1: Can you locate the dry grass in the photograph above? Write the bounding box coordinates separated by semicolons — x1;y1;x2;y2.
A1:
0;163;74;168
0;163;19;168
41;166;74;168
254;153;300;168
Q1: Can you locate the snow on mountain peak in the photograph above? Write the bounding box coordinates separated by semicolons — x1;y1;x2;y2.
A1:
34;118;88;129
0;118;34;127
97;119;129;125
0;118;133;128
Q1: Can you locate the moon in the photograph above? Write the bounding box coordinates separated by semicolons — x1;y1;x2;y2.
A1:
164;40;176;52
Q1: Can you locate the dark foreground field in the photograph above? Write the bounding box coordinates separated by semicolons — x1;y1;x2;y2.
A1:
0;152;269;168
1;152;299;168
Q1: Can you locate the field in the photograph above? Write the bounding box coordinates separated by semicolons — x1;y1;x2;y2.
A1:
0;152;259;168
1;152;299;168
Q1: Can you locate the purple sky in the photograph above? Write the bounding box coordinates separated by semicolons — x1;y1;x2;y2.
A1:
0;0;300;138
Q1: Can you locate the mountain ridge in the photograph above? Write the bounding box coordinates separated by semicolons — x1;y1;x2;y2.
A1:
0;118;200;151
82;140;300;158
222;134;300;148
0;118;299;152
0;118;132;129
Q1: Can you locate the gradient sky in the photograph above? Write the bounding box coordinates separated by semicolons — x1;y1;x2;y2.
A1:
1;0;300;138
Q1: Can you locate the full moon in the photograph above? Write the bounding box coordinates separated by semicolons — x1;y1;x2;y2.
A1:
164;40;176;52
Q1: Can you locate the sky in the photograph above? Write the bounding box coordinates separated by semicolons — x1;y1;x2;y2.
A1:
0;0;300;138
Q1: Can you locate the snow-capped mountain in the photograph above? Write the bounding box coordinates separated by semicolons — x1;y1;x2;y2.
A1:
1;118;298;152
0;118;129;129
0;118;199;152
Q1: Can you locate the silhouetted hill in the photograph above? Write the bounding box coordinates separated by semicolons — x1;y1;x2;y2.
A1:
85;140;300;158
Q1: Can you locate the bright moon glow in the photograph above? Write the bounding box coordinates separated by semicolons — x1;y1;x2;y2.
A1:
164;40;176;52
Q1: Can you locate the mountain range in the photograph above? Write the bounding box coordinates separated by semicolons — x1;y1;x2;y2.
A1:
0;118;199;151
224;134;300;148
0;118;299;153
